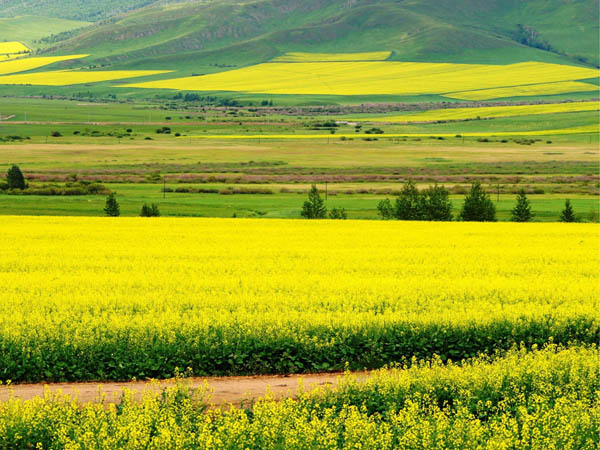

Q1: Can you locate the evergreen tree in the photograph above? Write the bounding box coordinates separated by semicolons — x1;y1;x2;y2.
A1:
377;198;394;220
422;184;453;221
560;199;576;223
6;165;26;190
511;189;534;222
104;193;120;217
395;180;423;220
301;185;327;219
459;182;496;222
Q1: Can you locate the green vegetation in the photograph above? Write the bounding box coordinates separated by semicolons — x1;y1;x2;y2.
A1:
1;345;598;449
459;182;497;222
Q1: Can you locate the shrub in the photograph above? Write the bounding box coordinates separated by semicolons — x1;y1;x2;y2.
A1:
140;203;160;217
459;182;496;222
6;165;26;190
329;208;347;220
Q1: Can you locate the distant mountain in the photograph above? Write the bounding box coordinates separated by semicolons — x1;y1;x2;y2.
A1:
0;0;174;21
8;0;600;69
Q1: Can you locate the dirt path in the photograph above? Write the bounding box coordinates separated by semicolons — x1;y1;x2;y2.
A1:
0;372;369;408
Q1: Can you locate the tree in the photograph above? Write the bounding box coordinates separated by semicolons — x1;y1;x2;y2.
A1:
511;190;534;222
6;165;26;190
395;180;423;220
459;182;496;222
140;203;160;217
377;198;394;220
301;185;327;219
560;199;576;222
329;208;347;220
421;184;453;221
104;193;120;217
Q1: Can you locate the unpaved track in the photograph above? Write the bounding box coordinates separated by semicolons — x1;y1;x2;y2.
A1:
0;372;369;408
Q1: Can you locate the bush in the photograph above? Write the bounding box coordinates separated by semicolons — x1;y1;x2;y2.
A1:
459;182;496;222
6;165;26;190
329;208;347;220
377;198;394;220
140;203;160;217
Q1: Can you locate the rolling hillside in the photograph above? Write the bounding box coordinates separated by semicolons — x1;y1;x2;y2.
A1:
36;0;599;72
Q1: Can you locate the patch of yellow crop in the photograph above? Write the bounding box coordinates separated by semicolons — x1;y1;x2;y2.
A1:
0;69;172;86
126;61;599;96
182;124;599;140
360;101;600;123
0;41;30;55
445;81;599;100
1;217;596;369
0;54;88;75
272;51;392;62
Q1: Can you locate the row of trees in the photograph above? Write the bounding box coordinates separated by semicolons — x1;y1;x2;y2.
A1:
301;182;580;223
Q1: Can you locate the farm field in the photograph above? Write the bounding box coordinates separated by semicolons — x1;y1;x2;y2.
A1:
126;60;599;99
362;101;600;123
0;2;598;447
1;216;597;383
2;345;598;449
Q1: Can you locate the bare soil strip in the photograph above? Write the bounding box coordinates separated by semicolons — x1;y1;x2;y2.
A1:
0;372;369;408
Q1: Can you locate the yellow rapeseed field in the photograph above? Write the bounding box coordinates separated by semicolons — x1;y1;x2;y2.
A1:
0;216;596;382
0;41;30;55
0;54;88;75
446;81;600;100
126;60;599;97
0;69;172;86
359;101;600;123
272;51;392;62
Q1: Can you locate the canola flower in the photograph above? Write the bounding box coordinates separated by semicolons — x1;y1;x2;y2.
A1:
182;124;600;139
359;101;600;123
0;69;173;86
447;81;600;100
0;54;88;76
0;42;30;60
0;216;597;382
0;346;597;449
126;60;599;96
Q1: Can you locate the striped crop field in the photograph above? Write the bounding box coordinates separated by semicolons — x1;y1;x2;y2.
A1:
0;69;173;86
272;51;392;62
359;101;600;123
0;54;88;75
125;59;599;98
182;124;599;140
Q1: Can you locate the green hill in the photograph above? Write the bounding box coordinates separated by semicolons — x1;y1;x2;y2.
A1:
38;0;598;72
0;16;91;49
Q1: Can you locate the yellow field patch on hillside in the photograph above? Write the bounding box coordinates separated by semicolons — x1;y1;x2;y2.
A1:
273;51;392;62
0;41;30;55
182;124;599;140
125;61;599;96
360;101;600;123
445;81;599;100
0;54;88;75
0;69;172;86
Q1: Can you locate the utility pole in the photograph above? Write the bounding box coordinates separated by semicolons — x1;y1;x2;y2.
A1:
163;176;166;199
497;184;500;202
325;181;328;201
